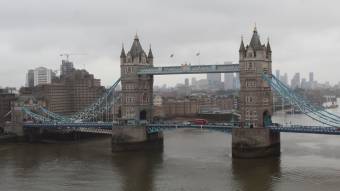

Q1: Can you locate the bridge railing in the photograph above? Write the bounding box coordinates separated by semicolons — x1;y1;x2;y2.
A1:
137;64;240;75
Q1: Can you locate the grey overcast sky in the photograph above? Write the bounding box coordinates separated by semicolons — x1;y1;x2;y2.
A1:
1;0;340;88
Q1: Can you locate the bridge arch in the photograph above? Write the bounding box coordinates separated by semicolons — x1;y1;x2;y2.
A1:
140;110;147;121
263;110;272;127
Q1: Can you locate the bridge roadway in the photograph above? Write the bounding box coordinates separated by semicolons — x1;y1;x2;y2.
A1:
23;122;113;135
137;64;240;75
22;122;340;135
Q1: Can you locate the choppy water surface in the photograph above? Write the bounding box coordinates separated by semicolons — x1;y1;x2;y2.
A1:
1;107;340;191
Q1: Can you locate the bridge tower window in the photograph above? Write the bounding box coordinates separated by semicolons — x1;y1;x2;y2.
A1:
246;80;256;88
246;62;255;71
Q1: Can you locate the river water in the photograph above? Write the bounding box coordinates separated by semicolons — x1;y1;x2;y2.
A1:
1;108;340;191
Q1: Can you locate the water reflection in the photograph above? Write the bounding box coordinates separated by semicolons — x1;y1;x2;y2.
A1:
111;151;163;191
232;157;281;191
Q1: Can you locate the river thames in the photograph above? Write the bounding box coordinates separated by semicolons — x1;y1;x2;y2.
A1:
1;108;340;191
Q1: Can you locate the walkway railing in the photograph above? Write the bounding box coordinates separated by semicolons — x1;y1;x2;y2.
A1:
137;64;240;75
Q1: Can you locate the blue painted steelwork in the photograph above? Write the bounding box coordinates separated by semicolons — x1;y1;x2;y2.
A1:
268;125;340;135
148;124;340;135
22;107;54;123
22;122;340;135
69;78;121;121
38;106;72;122
137;64;240;75
23;122;113;129
146;123;239;133
263;74;340;127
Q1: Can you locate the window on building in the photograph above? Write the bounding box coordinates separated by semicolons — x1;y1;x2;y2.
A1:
246;96;255;104
252;110;258;119
263;97;269;105
125;107;135;118
263;67;268;74
245;62;255;71
126;96;136;103
246;80;256;88
245;109;250;120
124;67;134;74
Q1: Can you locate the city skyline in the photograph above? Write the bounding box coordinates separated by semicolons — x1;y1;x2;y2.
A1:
1;0;340;88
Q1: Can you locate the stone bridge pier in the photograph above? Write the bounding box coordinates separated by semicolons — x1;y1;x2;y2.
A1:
232;27;280;158
111;126;163;152
232;128;280;158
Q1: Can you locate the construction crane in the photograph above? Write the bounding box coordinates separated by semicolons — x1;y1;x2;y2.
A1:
59;53;88;62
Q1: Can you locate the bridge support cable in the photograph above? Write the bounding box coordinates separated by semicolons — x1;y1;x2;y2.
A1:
270;75;340;125
38;106;72;122
263;74;340;127
267;76;340;127
22;107;54;123
269;79;339;126
69;78;121;121
271;74;340;121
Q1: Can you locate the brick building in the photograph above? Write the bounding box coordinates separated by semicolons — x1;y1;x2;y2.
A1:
29;69;104;115
0;89;16;128
156;95;235;118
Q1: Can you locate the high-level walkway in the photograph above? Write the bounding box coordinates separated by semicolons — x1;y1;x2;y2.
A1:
137;64;240;75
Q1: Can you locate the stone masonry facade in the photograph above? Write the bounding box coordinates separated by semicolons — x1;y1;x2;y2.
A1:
120;35;154;122
239;27;273;128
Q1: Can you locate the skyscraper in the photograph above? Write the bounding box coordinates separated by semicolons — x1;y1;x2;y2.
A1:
309;72;314;89
309;72;314;83
301;78;308;89
25;69;34;87
224;73;234;90
282;73;288;86
233;73;240;89
275;70;280;79
185;78;189;87
191;77;197;89
207;73;222;89
291;73;300;89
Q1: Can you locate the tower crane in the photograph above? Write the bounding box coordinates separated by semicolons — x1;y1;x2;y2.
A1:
59;53;88;62
60;53;88;69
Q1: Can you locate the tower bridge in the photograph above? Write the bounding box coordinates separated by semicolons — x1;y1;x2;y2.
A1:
15;28;340;158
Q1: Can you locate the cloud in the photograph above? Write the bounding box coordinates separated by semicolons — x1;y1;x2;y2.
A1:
0;0;340;88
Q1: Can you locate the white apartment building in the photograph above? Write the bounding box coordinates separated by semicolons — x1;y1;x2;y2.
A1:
33;67;53;86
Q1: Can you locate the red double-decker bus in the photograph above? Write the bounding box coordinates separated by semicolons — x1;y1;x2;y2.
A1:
191;119;208;125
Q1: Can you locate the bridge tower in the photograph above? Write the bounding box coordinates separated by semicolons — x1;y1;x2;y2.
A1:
112;35;163;152
232;27;280;158
120;34;154;124
239;27;273;128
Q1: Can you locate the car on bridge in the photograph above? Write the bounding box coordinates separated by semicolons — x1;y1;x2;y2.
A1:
182;121;191;125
